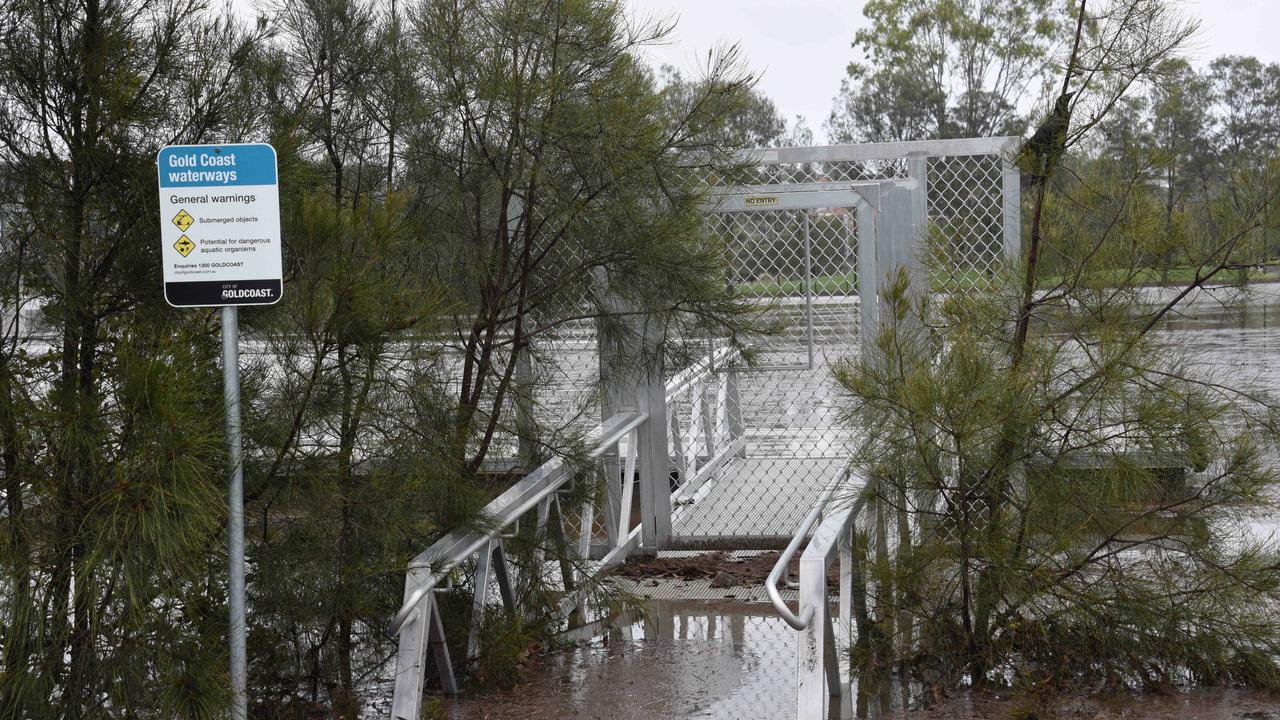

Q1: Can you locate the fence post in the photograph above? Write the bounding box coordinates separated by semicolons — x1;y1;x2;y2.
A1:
856;175;930;350
635;312;672;548
596;266;625;546
880;180;921;295
854;187;880;351
907;152;931;291
1001;148;1023;262
797;551;831;717
595;269;672;551
507;195;538;470
725;365;747;458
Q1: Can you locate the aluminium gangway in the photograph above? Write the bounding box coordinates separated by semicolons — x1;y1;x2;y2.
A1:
387;136;1021;719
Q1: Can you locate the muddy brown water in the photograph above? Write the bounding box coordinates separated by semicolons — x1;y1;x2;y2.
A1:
437;602;1280;720
375;283;1280;719
439;602;807;720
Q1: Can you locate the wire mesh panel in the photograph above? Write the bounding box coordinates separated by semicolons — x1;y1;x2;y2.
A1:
668;206;860;545
668;137;1019;550
522;225;608;537
526;320;600;448
749;157;909;186
526;319;613;549
927;153;1009;291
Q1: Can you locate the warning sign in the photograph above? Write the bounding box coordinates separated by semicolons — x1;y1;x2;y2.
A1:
172;209;195;232
156;144;282;307
174;235;196;257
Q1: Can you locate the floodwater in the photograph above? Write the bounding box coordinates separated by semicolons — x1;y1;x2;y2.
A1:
1145;281;1280;393
437;601;1280;720
440;602;811;720
431;282;1280;720
874;687;1280;719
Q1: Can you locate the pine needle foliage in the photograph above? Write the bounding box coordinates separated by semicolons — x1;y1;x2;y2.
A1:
835;0;1280;698
224;0;764;713
0;0;265;716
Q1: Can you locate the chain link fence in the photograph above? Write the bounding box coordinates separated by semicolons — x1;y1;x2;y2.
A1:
667;208;860;545
927;153;1010;292
453;141;1018;553
668;139;1020;549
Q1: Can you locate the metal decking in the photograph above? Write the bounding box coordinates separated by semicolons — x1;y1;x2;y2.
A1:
390;137;1024;718
671;456;849;547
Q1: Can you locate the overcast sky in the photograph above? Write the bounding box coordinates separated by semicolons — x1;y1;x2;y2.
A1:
625;0;1280;142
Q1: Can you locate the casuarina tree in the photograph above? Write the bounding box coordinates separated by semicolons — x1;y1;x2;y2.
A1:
836;0;1280;704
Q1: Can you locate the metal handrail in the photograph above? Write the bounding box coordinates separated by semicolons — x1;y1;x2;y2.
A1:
390;342;741;637
766;467;850;631
663;344;737;402
387;410;647;636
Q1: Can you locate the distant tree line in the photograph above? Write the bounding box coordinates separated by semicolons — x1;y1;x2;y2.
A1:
829;0;1280;278
1087;56;1280;273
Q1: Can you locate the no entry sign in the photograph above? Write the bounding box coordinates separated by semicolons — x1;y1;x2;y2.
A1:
157;143;282;307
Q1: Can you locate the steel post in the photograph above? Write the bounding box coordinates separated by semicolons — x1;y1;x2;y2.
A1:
1001;152;1023;261
221;305;247;720
855;192;879;353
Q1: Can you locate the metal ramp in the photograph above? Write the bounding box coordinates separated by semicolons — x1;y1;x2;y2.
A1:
660;188;865;549
748;137;1022;719
387;137;1022;719
660;138;1020;556
673;457;846;544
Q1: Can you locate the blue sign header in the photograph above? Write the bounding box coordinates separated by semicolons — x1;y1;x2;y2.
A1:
157;143;277;188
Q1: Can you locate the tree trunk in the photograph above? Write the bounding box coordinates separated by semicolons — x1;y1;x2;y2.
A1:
334;344;358;718
894;481;914;665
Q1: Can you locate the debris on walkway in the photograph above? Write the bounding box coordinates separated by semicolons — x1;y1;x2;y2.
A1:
612;551;784;588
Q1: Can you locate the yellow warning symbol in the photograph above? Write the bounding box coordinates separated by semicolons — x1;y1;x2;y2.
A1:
172;209;195;232
174;235;196;257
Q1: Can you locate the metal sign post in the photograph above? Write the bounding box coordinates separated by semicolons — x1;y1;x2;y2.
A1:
222;305;247;720
157;143;282;720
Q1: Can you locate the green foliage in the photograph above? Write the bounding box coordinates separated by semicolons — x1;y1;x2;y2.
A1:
1081;42;1280;274
658;64;814;150
407;0;760;466
839;260;1280;692
0;0;264;715
244;123;452;720
468;609;555;691
834;2;1280;697
828;0;1070;142
11;0;1277;714
79;0;757;715
0;0;756;715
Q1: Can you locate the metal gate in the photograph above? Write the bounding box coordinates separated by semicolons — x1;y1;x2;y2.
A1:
663;137;1021;549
